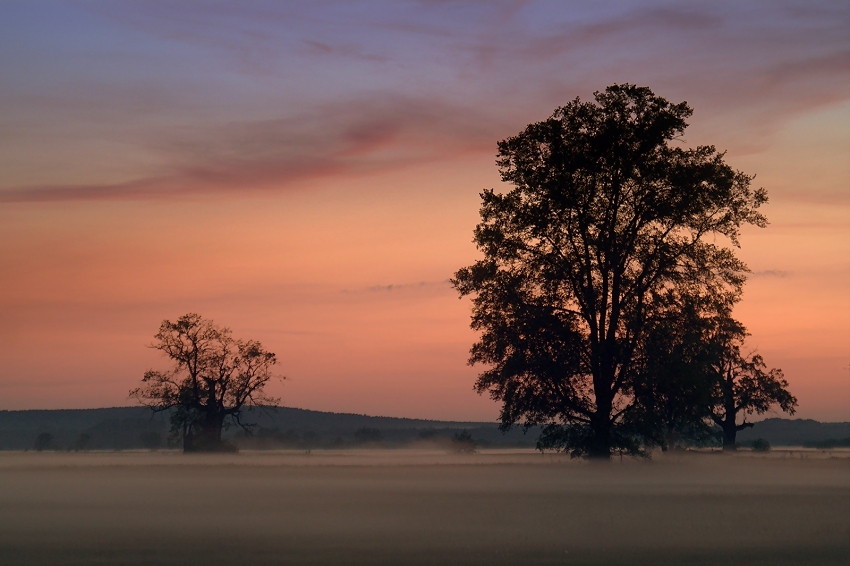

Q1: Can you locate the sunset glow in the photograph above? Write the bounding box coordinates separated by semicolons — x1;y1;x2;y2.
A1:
1;1;848;421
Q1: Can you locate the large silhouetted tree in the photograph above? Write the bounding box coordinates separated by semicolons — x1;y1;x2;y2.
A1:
453;84;768;458
708;316;797;451
131;313;280;452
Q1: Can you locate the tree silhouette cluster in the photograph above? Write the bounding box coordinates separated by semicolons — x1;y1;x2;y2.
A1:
453;84;796;458
131;85;796;458
131;313;280;452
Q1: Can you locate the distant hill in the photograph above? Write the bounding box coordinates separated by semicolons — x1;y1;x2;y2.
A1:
0;406;539;451
0;407;172;451
736;418;850;447
0;407;846;451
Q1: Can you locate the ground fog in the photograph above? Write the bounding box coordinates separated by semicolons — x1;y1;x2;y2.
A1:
0;449;847;565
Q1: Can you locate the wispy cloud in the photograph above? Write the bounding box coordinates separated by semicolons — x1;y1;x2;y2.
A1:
752;270;791;278
366;280;452;293
0;94;506;203
1;1;847;203
342;280;453;295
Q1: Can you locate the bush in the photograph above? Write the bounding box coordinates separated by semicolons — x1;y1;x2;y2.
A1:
750;438;770;452
449;430;477;454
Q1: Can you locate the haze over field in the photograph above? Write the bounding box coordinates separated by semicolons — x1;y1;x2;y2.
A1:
1;451;848;565
1;1;848;422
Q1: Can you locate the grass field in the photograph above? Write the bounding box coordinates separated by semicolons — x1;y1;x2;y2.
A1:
0;449;847;565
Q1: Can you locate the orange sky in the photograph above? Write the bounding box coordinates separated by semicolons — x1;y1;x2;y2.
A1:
1;2;848;421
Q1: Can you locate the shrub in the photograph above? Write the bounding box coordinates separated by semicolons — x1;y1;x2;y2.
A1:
449;430;477;454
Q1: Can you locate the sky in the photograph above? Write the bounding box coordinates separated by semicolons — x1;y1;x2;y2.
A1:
1;0;848;422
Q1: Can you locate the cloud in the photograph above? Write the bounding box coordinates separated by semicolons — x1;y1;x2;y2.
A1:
2;1;847;203
0;94;507;203
752;270;791;278
301;39;389;63
365;280;452;293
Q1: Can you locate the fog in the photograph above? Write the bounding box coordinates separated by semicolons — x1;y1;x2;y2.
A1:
1;450;847;565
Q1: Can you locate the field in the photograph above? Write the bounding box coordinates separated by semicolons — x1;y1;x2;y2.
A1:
0;450;847;565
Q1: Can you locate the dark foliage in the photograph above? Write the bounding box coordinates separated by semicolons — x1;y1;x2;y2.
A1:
628;293;731;451
803;438;850;449
74;433;92;451
748;438;771;452
353;427;383;445
139;431;163;450
34;432;53;451
2;408;842;451
449;430;477;453
453;84;767;458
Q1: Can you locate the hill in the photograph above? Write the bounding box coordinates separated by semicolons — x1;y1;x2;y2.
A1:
0;406;539;451
736;418;850;447
0;407;846;451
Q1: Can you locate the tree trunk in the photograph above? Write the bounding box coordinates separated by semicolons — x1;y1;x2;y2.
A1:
588;398;613;459
586;359;615;459
184;412;225;452
182;422;195;452
721;366;737;452
721;420;737;451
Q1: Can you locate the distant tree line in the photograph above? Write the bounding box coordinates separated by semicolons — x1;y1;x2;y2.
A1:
2;419;524;452
6;411;847;452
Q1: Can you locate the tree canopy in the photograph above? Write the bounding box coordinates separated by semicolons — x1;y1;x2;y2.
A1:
453;84;770;458
130;313;280;452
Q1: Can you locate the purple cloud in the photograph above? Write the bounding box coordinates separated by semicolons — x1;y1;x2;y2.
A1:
1;1;846;203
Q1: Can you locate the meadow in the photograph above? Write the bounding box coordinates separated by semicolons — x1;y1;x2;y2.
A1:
0;449;847;565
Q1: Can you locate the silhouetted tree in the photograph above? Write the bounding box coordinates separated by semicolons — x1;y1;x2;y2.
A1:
449;430;477;453
708;317;796;451
130;313;281;452
453;84;768;458
628;292;728;450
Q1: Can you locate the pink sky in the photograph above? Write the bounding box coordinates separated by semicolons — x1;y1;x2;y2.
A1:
1;1;848;421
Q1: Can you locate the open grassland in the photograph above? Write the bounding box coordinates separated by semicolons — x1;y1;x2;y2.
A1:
0;449;847;565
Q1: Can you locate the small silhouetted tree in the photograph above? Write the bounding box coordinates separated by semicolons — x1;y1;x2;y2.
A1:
709;317;796;451
453;84;767;458
450;430;477;453
131;313;281;452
